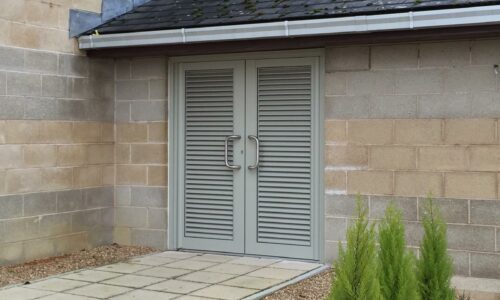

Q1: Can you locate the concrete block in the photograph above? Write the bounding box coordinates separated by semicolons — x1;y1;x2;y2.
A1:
371;44;418;69
325;72;347;96
324;241;341;263
0;195;23;219
470;200;500;225
6;169;42;194
130;101;167;122
70;78;91;100
148;122;168;142
0;96;24;119
394;119;442;145
42;76;69;98
4;120;39;144
72;122;101;143
131;228;167;249
369;95;417;118
148;166;167;187
0;145;23;168
417;93;471;118
7;73;41;96
325;217;347;241
25;50;58;74
39;213;72;237
131;187;167;208
449;250;470;276
74;166;102;188
418;198;469;224
0;242;24;265
325;95;370;119
57;145;88;167
325;120;346;143
115;186;131;207
325;170;346;192
470;91;500;118
116;123;148;143
148;208;167;229
370;146;416;170
404;221;423;247
115;59;131;80
419;41;470;67
39;122;73;144
395;69;444;95
447;224;495;252
116;165;148;185
131;144;167;164
131;57;166;79
24;145;57;167
115;207;148;228
347;171;393;195
57;190;85;212
85;187;114;209
370;196;418;221
72;209;101;232
0;47;24;71
394;171;443;197
445;172;496;200
40;167;74;191
114;227;132;245
88;144;114;165
115;102;131;122
469;146;500;172
85;100;114;122
58;54;89;77
24;98;61;120
346;71;395;96
325;194;368;218
3;216;40;243
149;79;167;100
444;119;496;145
55;99;87;121
347;120;393;145
24;192;57;216
470;253;500;279
471;38;500;65
0;73;5;95
418;146;467;171
116;80;149;100
326;46;369;71
325;145;368;168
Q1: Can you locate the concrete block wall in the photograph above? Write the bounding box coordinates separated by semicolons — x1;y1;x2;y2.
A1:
324;38;500;279
113;57;168;250
0;0;116;265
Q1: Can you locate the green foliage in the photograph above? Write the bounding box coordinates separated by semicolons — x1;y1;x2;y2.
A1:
417;196;455;300
378;204;419;300
329;196;381;300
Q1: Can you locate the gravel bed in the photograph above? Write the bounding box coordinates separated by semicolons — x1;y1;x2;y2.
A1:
0;244;157;288
265;269;333;300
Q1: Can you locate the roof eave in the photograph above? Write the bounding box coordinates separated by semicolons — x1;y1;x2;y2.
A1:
78;4;500;50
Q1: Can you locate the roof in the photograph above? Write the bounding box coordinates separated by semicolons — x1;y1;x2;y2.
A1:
90;0;500;35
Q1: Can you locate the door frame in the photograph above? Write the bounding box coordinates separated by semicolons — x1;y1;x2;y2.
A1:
167;49;326;261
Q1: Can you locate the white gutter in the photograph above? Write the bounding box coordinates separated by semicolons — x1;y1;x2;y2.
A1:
79;4;500;49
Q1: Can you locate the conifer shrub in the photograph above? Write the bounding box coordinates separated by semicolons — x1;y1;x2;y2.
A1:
329;196;381;300
417;196;455;300
377;204;419;300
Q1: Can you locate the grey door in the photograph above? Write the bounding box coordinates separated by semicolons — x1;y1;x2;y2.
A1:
178;58;319;260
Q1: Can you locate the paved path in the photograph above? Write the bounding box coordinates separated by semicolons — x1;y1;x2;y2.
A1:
0;251;324;300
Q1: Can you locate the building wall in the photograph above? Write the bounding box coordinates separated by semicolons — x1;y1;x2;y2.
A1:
113;57;169;250
324;39;500;279
0;0;115;265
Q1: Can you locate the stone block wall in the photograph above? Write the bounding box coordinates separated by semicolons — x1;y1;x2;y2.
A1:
113;57;168;250
324;38;500;279
0;0;116;265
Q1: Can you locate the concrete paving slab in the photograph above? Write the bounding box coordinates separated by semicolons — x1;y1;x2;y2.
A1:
145;279;209;294
102;274;165;288
0;287;53;300
67;283;132;299
228;257;280;267
270;260;323;271
191;284;258;300
135;266;192;279
110;289;180;299
221;275;282;289
178;271;236;284
97;263;151;274
205;263;260;275
25;278;88;292
128;256;177;266
153;251;199;260
60;270;121;283
166;259;218;271
246;268;304;280
191;253;238;263
38;294;96;300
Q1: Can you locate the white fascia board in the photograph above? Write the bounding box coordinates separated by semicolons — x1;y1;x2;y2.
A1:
79;5;500;49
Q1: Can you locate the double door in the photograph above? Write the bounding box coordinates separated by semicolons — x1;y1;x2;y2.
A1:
177;57;320;260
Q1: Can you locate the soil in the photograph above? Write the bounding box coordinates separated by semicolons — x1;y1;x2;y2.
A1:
0;244;157;288
265;269;333;300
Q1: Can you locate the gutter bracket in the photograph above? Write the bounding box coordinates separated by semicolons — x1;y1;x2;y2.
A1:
409;11;415;29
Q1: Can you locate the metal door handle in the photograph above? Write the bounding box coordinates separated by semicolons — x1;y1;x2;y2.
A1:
248;135;260;169
224;135;241;170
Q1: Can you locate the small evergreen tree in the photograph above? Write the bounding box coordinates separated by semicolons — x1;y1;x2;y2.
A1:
378;204;419;300
417;196;455;300
330;196;381;300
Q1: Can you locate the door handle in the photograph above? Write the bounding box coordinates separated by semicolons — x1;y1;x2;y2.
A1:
248;135;260;169
224;135;241;170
